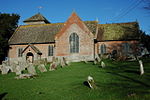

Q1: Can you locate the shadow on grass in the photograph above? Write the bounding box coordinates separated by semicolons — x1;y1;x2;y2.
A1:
83;81;91;89
0;92;8;100
124;70;139;75
107;72;150;87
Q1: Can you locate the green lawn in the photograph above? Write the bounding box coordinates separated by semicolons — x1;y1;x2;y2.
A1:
0;59;150;100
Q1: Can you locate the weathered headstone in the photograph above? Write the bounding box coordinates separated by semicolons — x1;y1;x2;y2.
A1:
101;61;106;68
63;57;70;65
15;65;22;75
0;65;2;71
1;66;10;75
60;57;65;67
27;64;37;75
87;76;97;89
93;58;98;65
49;62;57;71
11;63;17;72
139;60;144;75
66;60;70;65
38;64;47;72
83;57;88;64
19;61;28;71
15;74;34;79
1;60;11;74
55;58;60;66
95;54;101;62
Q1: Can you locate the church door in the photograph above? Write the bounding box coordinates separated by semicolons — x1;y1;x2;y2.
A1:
26;52;34;63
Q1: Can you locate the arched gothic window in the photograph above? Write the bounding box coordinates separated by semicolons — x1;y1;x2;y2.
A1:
69;33;79;53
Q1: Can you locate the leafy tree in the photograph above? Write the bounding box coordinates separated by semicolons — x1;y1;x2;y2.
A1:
139;30;150;51
0;13;20;63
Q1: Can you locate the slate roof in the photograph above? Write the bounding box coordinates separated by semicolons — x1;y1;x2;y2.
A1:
23;13;50;23
9;21;139;45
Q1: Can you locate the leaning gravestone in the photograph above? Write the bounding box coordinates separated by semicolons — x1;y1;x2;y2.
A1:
139;60;144;75
27;64;37;75
60;57;66;67
95;54;101;62
38;64;47;73
15;74;35;79
63;57;69;66
87;76;97;89
101;61;106;68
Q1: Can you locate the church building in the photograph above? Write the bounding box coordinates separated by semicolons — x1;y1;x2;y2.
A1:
8;12;140;63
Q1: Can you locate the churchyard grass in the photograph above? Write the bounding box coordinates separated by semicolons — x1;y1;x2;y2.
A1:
0;58;150;100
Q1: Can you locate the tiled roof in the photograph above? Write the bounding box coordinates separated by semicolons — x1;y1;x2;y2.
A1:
9;21;139;45
9;23;64;44
23;13;50;23
97;22;140;41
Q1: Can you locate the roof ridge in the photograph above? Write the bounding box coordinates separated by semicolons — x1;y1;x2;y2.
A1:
23;13;50;23
99;21;138;26
20;23;64;28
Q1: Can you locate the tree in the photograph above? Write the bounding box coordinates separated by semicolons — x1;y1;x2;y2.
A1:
0;13;20;63
139;30;150;51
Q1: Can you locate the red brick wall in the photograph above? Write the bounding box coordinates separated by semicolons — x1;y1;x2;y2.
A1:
96;40;139;55
55;23;94;61
8;43;54;62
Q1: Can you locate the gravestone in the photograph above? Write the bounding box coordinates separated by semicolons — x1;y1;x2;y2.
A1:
15;65;22;75
19;61;28;71
55;58;60;66
87;76;97;89
83;57;88;64
139;60;144;75
0;65;2;71
94;60;97;65
60;57;65;67
15;74;34;79
66;60;70;65
49;62;57;71
95;54;101;62
1;61;11;74
1;66;10;75
38;64;47;73
101;61;106;68
27;64;37;75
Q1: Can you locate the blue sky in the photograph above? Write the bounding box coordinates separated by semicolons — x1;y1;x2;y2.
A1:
0;0;150;34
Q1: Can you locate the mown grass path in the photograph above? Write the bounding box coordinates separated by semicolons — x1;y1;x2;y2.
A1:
0;59;150;100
